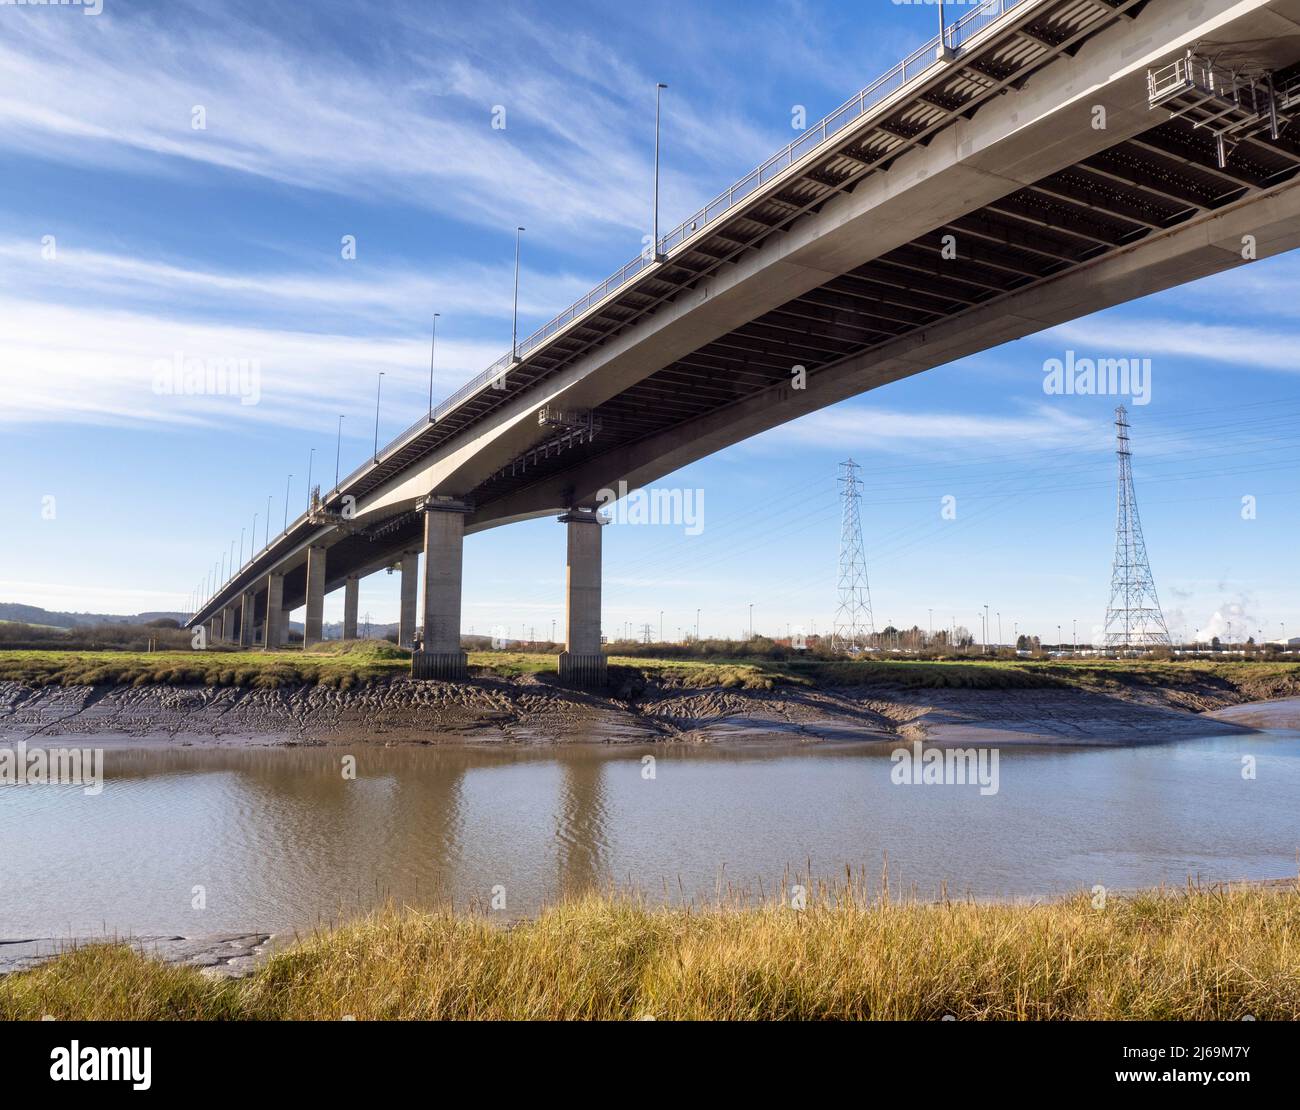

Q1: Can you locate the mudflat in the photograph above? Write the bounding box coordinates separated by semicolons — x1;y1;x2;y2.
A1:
2;674;1294;748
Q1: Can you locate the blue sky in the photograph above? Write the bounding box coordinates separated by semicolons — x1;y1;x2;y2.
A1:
2;0;1298;645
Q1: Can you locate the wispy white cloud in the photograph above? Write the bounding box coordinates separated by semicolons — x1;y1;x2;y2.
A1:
0;295;504;431
0;2;769;244
0;239;596;333
1048;318;1299;372
753;402;1097;450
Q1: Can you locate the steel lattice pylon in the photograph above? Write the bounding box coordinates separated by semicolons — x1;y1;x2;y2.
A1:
833;459;875;652
1104;406;1171;650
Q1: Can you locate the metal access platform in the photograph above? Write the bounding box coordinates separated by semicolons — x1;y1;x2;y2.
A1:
1149;50;1300;168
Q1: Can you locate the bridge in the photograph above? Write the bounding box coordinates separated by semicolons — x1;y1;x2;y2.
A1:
187;0;1300;684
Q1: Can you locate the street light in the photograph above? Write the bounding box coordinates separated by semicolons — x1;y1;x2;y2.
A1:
306;448;315;510
653;82;668;262
283;474;292;531
373;372;385;461
428;312;440;421
511;227;525;362
334;415;344;490
748;602;754;640
695;608;701;642
265;495;272;547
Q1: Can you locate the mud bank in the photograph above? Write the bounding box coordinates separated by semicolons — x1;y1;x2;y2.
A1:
3;674;1295;747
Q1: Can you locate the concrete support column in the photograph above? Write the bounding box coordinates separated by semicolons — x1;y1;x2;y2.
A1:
343;576;359;640
558;509;607;687
220;605;237;644
263;573;285;650
239;591;255;647
304;545;326;648
412;504;468;680
398;553;420;650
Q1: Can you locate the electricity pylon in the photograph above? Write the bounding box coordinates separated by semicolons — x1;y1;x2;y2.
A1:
1104;406;1171;650
833;459;875;652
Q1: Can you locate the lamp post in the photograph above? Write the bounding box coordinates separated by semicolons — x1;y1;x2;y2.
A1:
283;474;292;531
306;448;315;509
653;82;668;262
428;312;440;421
748;603;754;641
373;372;385;461
265;496;271;547
334;415;344;490
511;227;525;362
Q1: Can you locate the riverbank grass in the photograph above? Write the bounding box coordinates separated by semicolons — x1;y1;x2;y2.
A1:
3;885;1297;1020
3;646;1298;698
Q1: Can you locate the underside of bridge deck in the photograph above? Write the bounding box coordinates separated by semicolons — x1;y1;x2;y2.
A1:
275;43;1300;618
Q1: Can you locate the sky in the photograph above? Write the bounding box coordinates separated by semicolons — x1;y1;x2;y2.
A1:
1;0;1298;647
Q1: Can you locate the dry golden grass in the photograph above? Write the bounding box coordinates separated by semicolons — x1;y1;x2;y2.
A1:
3;884;1297;1021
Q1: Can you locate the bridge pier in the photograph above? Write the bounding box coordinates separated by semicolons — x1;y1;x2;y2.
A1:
304;545;326;648
398;552;419;649
263;573;285;650
220;604;237;644
342;576;359;640
412;502;468;680
558;510;606;687
239;591;255;647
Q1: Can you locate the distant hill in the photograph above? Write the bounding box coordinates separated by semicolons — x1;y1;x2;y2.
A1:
1;602;398;640
0;603;188;629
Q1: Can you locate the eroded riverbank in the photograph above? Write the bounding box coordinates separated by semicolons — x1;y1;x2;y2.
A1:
3;675;1298;747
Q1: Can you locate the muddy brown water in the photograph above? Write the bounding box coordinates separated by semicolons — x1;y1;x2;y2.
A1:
2;725;1298;935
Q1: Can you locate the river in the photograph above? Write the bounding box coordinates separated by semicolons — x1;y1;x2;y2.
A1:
3;728;1298;935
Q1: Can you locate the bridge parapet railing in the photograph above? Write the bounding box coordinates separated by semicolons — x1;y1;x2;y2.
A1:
333;0;1030;497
